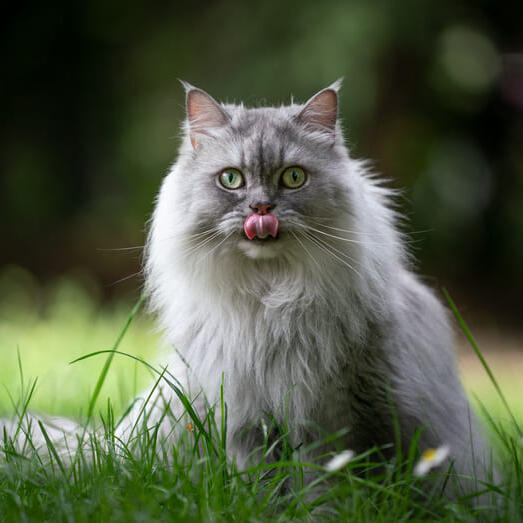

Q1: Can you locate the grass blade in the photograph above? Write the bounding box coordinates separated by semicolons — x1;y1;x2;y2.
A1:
84;293;145;421
37;420;67;479
443;288;521;435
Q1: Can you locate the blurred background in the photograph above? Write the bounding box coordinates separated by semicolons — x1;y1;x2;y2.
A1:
1;1;522;419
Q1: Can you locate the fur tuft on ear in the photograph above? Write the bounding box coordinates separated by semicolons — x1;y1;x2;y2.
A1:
298;82;341;137
327;77;343;92
180;81;229;149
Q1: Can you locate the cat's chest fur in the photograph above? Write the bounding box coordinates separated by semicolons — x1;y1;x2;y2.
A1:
170;275;382;437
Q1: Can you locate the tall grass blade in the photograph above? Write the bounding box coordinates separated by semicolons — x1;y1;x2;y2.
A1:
84;293;145;421
37;420;67;479
443;288;521;435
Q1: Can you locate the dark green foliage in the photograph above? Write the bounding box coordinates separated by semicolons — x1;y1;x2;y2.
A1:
1;2;523;312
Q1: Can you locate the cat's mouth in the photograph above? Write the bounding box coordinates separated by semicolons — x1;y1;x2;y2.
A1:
239;213;282;259
244;213;279;240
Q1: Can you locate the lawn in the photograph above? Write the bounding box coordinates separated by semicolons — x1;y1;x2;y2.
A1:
0;268;160;417
0;268;521;521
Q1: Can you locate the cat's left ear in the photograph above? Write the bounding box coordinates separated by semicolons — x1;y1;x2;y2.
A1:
181;81;230;149
298;79;341;141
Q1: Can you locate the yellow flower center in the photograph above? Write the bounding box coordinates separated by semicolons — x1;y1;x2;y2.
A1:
421;448;437;461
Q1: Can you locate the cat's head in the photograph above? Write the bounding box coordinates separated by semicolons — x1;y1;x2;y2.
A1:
159;81;365;268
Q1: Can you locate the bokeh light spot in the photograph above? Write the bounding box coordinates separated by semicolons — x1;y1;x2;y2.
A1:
439;26;500;91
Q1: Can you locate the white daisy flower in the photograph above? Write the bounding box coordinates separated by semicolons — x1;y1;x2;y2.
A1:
260;419;268;439
324;449;355;472
413;445;450;477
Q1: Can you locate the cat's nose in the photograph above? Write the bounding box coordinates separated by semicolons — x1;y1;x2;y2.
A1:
249;202;274;215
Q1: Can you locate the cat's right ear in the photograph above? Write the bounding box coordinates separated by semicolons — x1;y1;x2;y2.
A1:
181;81;229;149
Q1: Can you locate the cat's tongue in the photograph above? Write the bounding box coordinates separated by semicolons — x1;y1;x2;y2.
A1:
244;213;279;240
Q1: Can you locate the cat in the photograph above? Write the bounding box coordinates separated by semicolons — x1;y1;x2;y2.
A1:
140;80;494;493
1;81;493;499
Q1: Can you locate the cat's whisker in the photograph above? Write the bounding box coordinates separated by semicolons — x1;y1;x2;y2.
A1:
182;231;220;248
294;222;389;246
109;271;143;286
184;232;220;252
179;232;222;258
301;224;371;244
197;231;235;263
309;219;429;247
97;246;145;252
158;227;221;245
185;226;221;240
291;231;322;271
307;218;379;237
292;214;335;223
181;237;219;254
302;231;363;279
157;234;184;243
304;231;363;268
308;238;362;279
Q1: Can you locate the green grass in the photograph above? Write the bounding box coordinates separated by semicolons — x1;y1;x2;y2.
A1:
0;269;522;521
0;268;160;417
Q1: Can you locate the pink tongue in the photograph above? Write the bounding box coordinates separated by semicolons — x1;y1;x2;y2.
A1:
244;213;279;240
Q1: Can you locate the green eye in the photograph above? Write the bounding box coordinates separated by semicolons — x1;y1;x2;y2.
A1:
281;166;306;189
219;168;244;189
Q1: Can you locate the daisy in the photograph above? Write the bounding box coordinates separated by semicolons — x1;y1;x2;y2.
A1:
324;450;355;472
413;445;450;477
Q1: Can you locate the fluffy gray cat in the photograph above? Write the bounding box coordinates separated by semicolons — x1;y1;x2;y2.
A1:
142;81;492;491
1;82;492;498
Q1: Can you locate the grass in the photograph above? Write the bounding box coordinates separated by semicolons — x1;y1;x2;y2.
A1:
0;269;522;521
0;267;160;417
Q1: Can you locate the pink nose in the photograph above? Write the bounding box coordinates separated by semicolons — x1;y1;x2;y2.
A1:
249;202;273;215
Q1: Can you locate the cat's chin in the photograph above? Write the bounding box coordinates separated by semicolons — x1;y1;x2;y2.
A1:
238;239;281;260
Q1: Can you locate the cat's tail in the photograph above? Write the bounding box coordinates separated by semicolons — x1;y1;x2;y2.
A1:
1;413;90;463
1;388;184;466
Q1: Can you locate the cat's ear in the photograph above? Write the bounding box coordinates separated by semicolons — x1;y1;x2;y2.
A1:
181;81;229;149
298;80;341;139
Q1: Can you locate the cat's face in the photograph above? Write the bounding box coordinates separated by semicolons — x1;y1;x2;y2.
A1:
171;83;354;263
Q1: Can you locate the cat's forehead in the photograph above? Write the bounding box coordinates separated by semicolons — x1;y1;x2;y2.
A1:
222;105;304;173
227;105;298;134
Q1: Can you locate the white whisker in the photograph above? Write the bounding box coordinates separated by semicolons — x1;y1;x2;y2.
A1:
303;231;363;269
308;218;422;246
109;271;143;286
157;226;220;245
180;232;222;258
302;231;363;279
291;231;322;271
307;219;377;237
292;221;387;246
97;246;144;252
197;231;235;263
187;226;221;239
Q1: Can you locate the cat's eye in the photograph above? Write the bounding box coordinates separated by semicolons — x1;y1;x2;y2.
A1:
281;166;306;189
219;168;244;190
